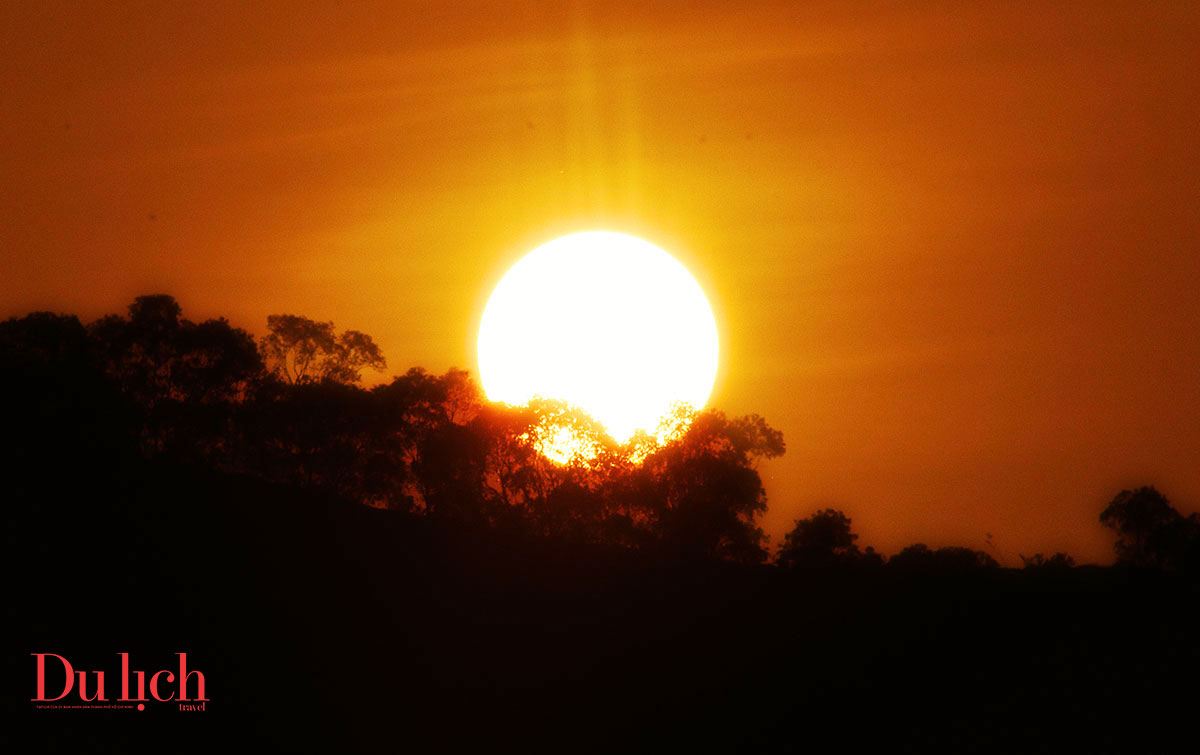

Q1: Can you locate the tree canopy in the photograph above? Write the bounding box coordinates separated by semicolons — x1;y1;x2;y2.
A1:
1101;486;1200;571
777;508;880;569
89;294;262;407
261;313;386;385
4;296;785;564
16;294;1193;574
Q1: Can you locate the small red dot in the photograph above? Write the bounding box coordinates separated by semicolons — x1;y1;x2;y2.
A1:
137;703;145;711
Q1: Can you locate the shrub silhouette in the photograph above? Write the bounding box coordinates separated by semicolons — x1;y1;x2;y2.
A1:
1019;552;1076;570
887;543;998;571
776;508;881;569
1101;486;1199;571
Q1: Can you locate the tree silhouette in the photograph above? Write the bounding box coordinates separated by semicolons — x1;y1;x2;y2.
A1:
472;400;544;515
261;313;385;385
776;508;880;569
367;367;485;516
7;294;798;563
632;410;784;563
85;295;263;460
496;398;616;536
89;295;261;407
1019;552;1076;570
1101;486;1198;570
0;311;93;366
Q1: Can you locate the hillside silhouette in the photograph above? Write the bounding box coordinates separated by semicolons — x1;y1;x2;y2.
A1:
6;295;1199;753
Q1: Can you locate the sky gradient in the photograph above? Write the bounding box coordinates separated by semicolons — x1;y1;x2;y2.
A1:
4;1;1198;563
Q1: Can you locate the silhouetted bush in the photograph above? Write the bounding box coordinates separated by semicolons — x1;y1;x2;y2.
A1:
1101;486;1200;571
776;508;882;569
887;543;998;572
1020;552;1076;571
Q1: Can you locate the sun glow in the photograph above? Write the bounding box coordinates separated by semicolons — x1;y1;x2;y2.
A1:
478;231;719;462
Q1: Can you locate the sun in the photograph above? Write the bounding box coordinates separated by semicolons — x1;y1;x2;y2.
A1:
478;231;719;460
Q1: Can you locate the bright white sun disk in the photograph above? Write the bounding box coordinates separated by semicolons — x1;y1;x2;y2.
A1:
477;231;719;444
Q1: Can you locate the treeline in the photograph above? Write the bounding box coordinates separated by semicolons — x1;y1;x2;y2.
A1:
780;499;1199;574
2;295;782;563
3;293;1197;571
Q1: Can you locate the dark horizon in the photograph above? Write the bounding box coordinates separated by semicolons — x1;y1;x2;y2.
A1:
4;292;1197;570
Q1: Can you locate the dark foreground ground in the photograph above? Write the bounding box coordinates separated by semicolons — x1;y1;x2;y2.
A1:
8;448;1198;755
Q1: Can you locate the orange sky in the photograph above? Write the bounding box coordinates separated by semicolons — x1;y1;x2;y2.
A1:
4;1;1198;564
